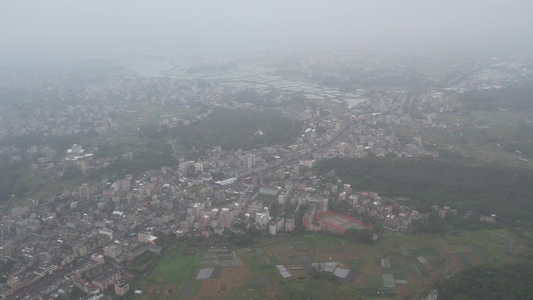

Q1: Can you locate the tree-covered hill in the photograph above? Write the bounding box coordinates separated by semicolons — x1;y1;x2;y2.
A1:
315;157;533;223
462;82;533;111
172;108;303;151
433;264;533;300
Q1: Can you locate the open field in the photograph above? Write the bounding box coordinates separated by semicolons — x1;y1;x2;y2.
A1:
131;250;204;299
135;229;532;299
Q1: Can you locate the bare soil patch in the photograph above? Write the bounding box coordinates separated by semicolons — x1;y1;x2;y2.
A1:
221;266;250;289
147;283;158;293
199;278;222;297
162;283;178;296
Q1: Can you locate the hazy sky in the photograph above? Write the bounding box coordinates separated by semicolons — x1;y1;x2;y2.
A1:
1;0;532;65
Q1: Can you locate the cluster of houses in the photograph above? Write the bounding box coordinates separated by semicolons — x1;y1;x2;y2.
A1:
0;53;523;299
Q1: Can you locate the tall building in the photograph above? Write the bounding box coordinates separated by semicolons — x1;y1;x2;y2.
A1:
194;162;203;173
138;232;152;243
198;215;209;231
219;209;234;228
103;243;122;259
72;244;88;257
303;205;317;229
255;212;270;229
120;178;131;191
215;189;226;202
299;160;314;168
193;203;202;219
179;220;189;232
278;190;290;205
92;270;121;292
242;153;256;169
259;186;278;196
269;218;285;235
79;183;91;201
91;253;105;264
186;215;195;228
71;144;84;155
114;281;129;296
308;197;328;212
285;218;295;232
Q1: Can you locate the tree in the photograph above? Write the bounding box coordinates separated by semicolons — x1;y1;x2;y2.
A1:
315;126;326;135
63;164;82;178
434;264;533;300
329;200;350;214
69;287;87;299
344;228;374;243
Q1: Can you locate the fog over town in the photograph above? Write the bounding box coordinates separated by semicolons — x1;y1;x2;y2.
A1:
2;0;533;66
1;1;533;300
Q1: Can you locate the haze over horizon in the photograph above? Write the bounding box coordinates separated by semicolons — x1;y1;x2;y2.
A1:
1;0;533;66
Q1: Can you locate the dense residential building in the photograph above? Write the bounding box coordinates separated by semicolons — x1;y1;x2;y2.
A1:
91;253;105;264
79;183;91;201
303;205;317;229
219;209;234;228
92;270;121;292
285;218;295;232
308;221;323;232
114;280;130;296
0;50;513;299
73;244;88;257
91;270;121;292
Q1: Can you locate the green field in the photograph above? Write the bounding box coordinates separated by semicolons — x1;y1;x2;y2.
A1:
135;229;532;300
130;250;204;299
146;251;204;283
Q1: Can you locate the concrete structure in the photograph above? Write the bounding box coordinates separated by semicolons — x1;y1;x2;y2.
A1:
114;280;129;296
91;253;105;264
278;190;290;205
137;231;152;243
303;205;316;229
255;212;270;229
285;218;295;232
92;270;121;292
308;197;328;212
308;220;323;231
103;243;122;259
269;218;285;235
219;209;234;228
79;183;91;201
259;186;278;196
72;244;87;257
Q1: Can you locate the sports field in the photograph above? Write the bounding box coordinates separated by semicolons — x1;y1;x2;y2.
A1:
315;211;372;232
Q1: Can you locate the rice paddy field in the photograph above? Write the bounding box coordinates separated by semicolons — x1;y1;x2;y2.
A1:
133;229;531;299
